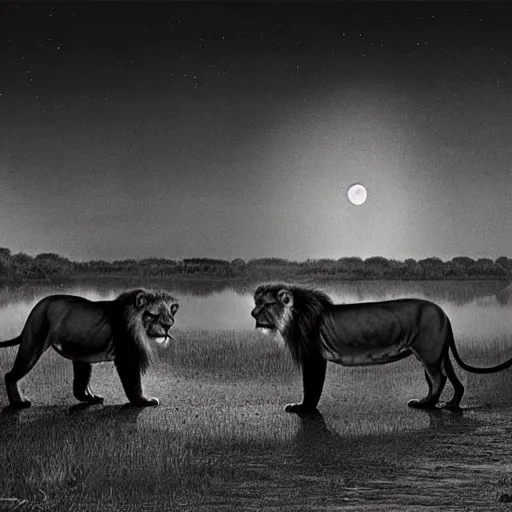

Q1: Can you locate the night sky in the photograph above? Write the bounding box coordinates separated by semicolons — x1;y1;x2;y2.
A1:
1;2;511;262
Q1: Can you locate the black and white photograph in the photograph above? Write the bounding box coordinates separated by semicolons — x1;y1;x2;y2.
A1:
1;0;512;510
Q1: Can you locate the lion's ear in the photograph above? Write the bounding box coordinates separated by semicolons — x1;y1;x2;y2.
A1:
171;303;179;316
277;289;294;308
135;291;148;309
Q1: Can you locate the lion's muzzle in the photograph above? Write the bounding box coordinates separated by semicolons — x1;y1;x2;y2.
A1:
252;306;276;329
255;320;276;329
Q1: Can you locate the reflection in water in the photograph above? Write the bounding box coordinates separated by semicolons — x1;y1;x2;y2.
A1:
0;279;511;335
0;281;255;332
494;283;512;305
320;279;510;306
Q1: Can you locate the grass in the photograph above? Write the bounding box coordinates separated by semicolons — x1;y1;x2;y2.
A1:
2;290;512;510
0;327;301;511
0;405;217;511
159;328;296;380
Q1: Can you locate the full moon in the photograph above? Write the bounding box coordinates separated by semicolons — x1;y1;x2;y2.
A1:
347;183;368;206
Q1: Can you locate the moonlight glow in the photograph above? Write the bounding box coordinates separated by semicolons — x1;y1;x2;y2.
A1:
347;184;368;206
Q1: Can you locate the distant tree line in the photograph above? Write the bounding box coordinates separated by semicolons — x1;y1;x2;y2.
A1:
0;248;511;282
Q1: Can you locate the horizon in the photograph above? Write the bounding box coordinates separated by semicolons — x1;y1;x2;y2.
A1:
1;246;509;265
2;3;511;262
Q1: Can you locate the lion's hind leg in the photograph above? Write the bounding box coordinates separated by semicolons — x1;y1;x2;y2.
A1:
73;361;104;404
408;360;447;410
439;355;464;413
5;337;49;409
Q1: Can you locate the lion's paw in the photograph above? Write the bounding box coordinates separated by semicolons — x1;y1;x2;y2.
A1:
12;399;32;410
284;403;317;414
439;402;463;414
131;397;159;407
86;395;104;404
407;398;437;409
76;394;104;404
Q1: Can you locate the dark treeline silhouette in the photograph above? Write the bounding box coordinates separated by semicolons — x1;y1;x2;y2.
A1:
0;247;511;282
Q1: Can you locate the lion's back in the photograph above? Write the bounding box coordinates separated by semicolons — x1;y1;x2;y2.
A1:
319;298;451;365
330;298;447;330
25;295;115;350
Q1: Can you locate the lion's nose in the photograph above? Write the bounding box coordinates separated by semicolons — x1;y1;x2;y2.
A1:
251;308;258;319
161;321;174;331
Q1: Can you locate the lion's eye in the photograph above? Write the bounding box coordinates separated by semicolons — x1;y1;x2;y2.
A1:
144;312;159;320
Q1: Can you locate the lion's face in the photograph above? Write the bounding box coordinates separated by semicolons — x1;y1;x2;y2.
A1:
134;291;179;347
251;287;294;333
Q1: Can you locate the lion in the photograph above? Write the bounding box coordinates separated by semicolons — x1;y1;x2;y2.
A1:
0;288;179;409
251;283;512;413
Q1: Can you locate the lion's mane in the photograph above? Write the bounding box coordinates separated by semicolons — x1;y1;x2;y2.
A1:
254;283;333;365
113;289;177;374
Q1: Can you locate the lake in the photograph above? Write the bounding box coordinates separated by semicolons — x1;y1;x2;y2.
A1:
0;278;510;339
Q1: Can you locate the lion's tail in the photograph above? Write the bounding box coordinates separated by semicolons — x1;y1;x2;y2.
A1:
0;337;20;348
448;331;512;374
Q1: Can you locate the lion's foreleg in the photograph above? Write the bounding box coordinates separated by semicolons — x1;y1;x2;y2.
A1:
73;361;104;404
285;356;327;414
114;360;159;407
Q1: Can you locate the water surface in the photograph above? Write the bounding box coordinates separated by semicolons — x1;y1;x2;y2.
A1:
0;278;510;337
